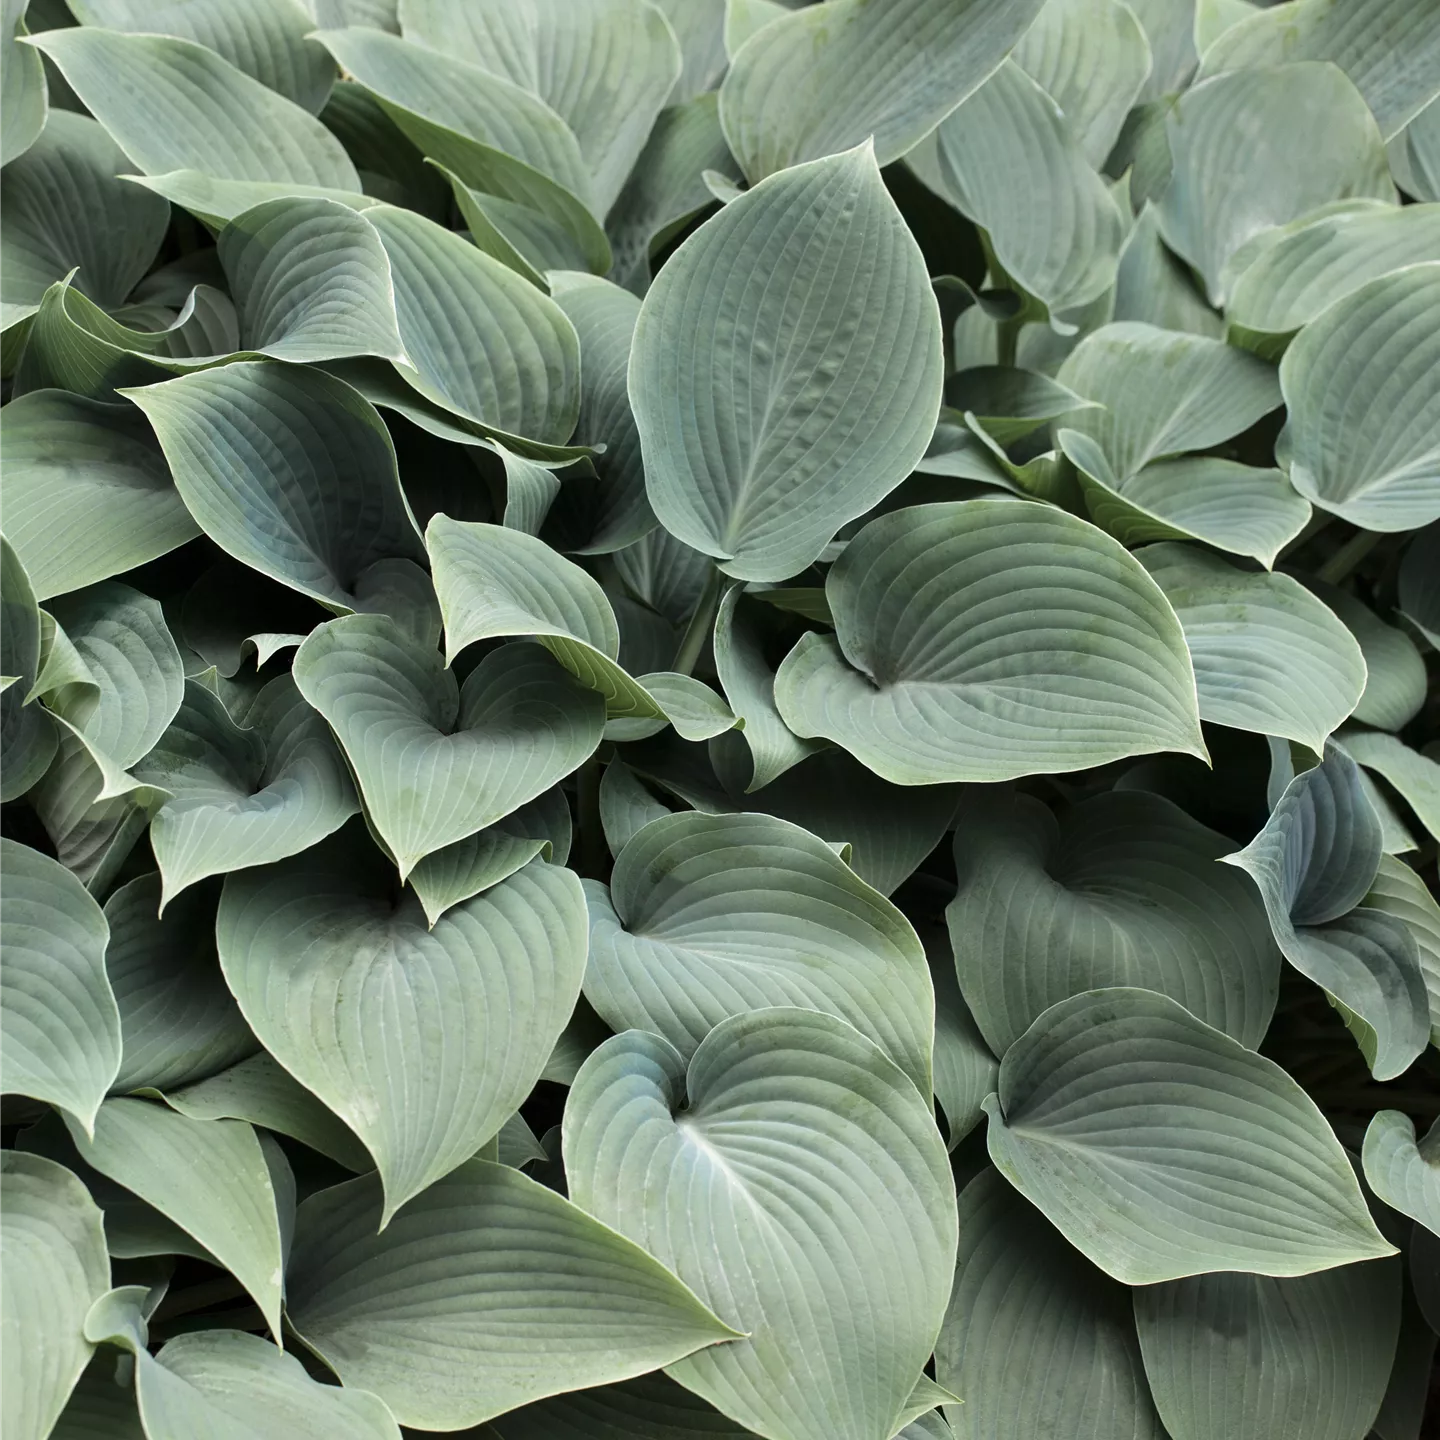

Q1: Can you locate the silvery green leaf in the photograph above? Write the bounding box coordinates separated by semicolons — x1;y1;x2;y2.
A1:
26;27;360;189
1339;729;1440;844
285;1161;738;1429
984;987;1395;1282
1363;855;1440;1048
774;501;1204;785
565;1009;958;1440
2;0;45;168
485;1368;756;1438
1126;0;1197;97
1055;321;1282;478
1390;94;1440;200
0;838;120;1132
1277;263;1440;532
945;366;1100;447
599;759;669;857
104;875;256;1095
1306;580;1426;732
64;1098;285;1337
134;676;358;906
1137;541;1365;748
582;809;934;1090
124;172;375;228
613;526;713;630
1363;1111;1440;1237
931;61;1126;317
398;0;682;215
1;537;59;800
948;789;1281;1056
1371;1286;1437;1440
929;945;997;1151
628;143;942;582
1113;202;1224;337
1133;1259;1402;1440
47;1356;145;1440
218;829;588;1219
719;0;1046;182
0;1152;110;1440
936;1167;1164;1440
723;0;788;60
1398;521;1440;648
0;110;169;331
292;615;602;876
651;0;726;101
124;361;425;613
1157;62;1394;306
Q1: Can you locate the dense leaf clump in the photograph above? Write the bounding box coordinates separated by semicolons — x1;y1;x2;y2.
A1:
2;1;1439;1437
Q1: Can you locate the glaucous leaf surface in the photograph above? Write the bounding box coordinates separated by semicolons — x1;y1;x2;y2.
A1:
0;538;58;802
774;501;1205;784
1362;1111;1440;1237
628;144;942;582
285;1161;739;1429
1363;854;1440;1048
1;0;46;170
565;1009;958;1440
984;988;1395;1283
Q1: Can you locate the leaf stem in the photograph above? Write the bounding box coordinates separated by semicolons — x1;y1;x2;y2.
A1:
671;564;724;677
995;313;1022;369
1316;529;1381;585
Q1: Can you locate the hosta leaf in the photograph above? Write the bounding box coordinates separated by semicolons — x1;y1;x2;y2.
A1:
285;1161;738;1429
1390;95;1440;201
1134;1259;1402;1440
1370;1285;1436;1440
66;0;336;113
930;951;997;1149
1014;0;1154;168
984;987;1395;1282
0;538;59;800
565;1009;958;1440
628;144;943;583
1364;1111;1440;1239
1062;433;1310;568
1113;202;1225;338
1398;521;1440;648
1306;581;1426;732
1138;542;1366;748
1198;0;1440;139
399;0;682;215
126;172;374;228
613;526;714;629
936;1168;1164;1440
294;615;601;875
133;676;359;906
364;204;581;449
104;875;255;1095
931;61;1127;317
27;28;360;190
0;110;169;331
947;789;1281;1056
1226;203;1440;355
486;1369;756;1438
582;809;934;1090
63;1098;284;1338
1225;742;1430;1080
718;0;1046;182
2;0;45;169
1157;63;1394;306
0;1152;109;1440
1277;263;1440;532
652;0;726;101
0;838;120;1132
1055;322;1282;478
1363;855;1440;1048
773;501;1204;785
48;1356;145;1440
124;361;425;613
945;367;1099;448
219;831;587;1219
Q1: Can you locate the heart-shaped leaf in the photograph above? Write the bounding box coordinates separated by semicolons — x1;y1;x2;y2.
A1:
565;1008;958;1440
983;987;1395;1282
1363;1110;1440;1237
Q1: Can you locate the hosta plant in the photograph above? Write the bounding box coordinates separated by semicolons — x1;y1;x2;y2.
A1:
2;0;1440;1437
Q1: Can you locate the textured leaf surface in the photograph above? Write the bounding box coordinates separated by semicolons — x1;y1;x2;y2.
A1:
285;1160;737;1429
218;828;587;1218
2;0;45;169
984;987;1395;1283
1363;1111;1440;1236
565;1009;958;1440
1363;855;1440;1048
582;810;934;1090
774;501;1204;785
628;144;942;582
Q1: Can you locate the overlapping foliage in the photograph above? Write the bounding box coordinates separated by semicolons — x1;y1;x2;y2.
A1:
1;1;1438;1437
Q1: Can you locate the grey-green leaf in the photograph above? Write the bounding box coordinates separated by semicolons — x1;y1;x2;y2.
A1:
1363;854;1440;1048
1363;1111;1440;1237
2;0;46;168
1;538;59;800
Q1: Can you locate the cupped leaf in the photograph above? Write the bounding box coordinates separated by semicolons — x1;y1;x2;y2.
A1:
565;1009;958;1440
719;0;1046;182
1156;62;1394;305
26;27;360;189
1398;521;1440;647
1;538;59;800
983;987;1396;1282
1391;93;1440;201
628;143;943;583
0;392;199;602
47;1356;145;1440
134;676;359;906
946;366;1099;447
2;0;46;169
930;60;1127;317
0;838;120;1132
63;1098;285;1338
948;788;1281;1056
123;361;424;613
936;1167;1164;1440
582;809;934;1090
104;875;256;1095
1363;1111;1440;1237
0;1152;110;1440
285;1160;738;1429
1309;582;1427;732
1113;200;1224;337
773;501;1204;785
929;946;997;1150
293;615;602;873
1137;542;1366;749
1277;263;1440;532
218;827;588;1220
1363;854;1440;1048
